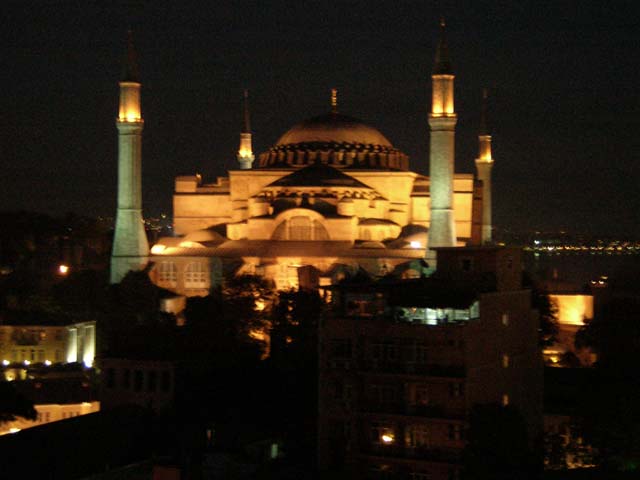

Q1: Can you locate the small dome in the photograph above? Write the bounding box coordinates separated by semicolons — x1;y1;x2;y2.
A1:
276;113;393;147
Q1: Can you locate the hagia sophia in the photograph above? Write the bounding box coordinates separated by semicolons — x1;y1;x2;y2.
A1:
110;22;495;293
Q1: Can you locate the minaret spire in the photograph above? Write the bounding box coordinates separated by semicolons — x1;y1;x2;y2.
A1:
475;88;495;244
331;88;338;113
426;18;458;267
121;30;139;82
111;31;149;283
237;89;254;169
433;17;453;75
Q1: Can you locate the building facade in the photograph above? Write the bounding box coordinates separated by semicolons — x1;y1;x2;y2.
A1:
318;247;542;478
0;320;96;370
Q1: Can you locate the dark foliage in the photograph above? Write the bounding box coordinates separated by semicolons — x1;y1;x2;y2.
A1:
270;289;324;368
464;403;537;479
0;381;37;424
574;297;640;469
523;272;559;347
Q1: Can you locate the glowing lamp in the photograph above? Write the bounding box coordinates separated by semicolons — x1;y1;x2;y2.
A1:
150;244;166;254
410;241;422;249
23;360;30;366
44;360;52;366
58;264;70;275
381;434;394;444
1;360;9;366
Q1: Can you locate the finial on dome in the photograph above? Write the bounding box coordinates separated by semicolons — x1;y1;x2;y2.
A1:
331;88;338;113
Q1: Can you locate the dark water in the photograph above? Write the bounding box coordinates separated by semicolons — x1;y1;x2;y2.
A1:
524;252;640;289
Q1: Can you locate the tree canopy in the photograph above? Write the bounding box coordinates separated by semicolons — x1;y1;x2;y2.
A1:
0;381;37;425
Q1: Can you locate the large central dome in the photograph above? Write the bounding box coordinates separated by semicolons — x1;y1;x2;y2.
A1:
256;112;409;171
276;113;393;147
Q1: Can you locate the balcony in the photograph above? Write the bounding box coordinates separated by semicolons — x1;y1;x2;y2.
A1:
360;361;466;378
358;402;465;420
360;443;463;464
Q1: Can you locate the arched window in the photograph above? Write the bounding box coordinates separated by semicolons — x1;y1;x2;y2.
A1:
184;262;210;290
272;215;330;240
157;262;177;288
289;216;312;240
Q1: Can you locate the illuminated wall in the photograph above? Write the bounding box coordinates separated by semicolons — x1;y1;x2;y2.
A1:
0;321;96;368
0;401;100;436
549;294;594;326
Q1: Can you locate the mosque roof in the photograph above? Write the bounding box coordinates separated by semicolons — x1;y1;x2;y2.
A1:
151;240;425;259
275;112;392;147
265;164;373;189
256;112;409;171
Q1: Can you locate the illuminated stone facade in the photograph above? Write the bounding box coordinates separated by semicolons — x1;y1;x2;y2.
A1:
0;401;100;436
0;321;96;369
101;24;495;293
110;33;149;284
151;148;482;292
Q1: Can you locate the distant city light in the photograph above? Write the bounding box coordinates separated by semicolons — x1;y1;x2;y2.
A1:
58;264;70;275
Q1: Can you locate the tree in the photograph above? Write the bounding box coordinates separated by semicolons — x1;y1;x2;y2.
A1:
0;381;37;425
522;272;559;347
574;297;640;469
534;289;559;347
464;403;537;479
270;288;324;367
182;275;276;365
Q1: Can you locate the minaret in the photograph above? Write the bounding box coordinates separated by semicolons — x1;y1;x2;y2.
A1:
427;19;457;265
237;89;254;169
110;32;149;283
475;88;494;244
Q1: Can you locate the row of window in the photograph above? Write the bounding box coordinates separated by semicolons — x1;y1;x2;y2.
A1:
105;367;172;394
10;349;63;362
371;421;465;445
157;262;209;289
329;339;465;362
329;380;464;410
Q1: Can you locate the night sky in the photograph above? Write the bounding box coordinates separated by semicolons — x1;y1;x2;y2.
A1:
3;1;639;236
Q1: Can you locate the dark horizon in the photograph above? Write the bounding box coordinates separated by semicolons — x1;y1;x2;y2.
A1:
3;1;639;236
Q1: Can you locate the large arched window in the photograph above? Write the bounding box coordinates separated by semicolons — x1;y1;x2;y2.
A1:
289;216;312;240
184;262;210;290
157;262;177;288
272;215;330;240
